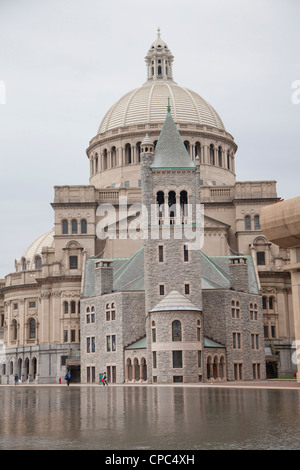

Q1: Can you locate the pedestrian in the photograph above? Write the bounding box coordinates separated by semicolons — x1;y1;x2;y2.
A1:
99;372;102;385
14;374;18;385
102;372;108;386
65;370;71;386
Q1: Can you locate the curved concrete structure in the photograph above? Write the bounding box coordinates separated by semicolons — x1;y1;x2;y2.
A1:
261;196;300;382
260;197;300;248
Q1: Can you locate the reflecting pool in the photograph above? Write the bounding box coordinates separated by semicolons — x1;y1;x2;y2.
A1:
0;385;300;450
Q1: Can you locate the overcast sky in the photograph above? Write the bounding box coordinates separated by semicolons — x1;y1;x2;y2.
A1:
0;0;299;278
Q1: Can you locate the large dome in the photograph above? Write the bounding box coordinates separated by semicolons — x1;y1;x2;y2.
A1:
98;81;225;135
88;29;237;190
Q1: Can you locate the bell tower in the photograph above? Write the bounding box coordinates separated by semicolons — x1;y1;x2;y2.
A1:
140;105;204;384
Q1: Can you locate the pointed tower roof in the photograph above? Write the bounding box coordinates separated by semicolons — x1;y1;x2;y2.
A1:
150;104;196;170
150;290;202;312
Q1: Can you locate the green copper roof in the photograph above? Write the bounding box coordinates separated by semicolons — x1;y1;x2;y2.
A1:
125;337;147;350
82;248;260;299
150;111;196;170
204;337;225;348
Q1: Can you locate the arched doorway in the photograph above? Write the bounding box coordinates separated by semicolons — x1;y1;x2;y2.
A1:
126;358;132;382
140;357;147;381
32;357;37;380
17;358;22;381
24;358;29;381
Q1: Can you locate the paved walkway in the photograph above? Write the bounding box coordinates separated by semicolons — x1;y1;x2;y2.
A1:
3;379;300;390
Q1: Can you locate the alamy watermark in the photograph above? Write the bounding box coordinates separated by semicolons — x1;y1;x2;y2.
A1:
291;80;300;104
96;196;204;250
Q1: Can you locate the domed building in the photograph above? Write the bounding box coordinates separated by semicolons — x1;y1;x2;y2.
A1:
0;31;295;384
87;28;236;191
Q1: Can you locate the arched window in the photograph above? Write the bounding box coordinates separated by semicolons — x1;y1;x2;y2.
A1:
103;149;108;170
35;256;42;269
62;219;68;234
71;301;76;314
172;320;182;342
254;215;261;230
81;219;87;234
12;319;18;341
210;144;215;165
244;215;251;230
95;154;99;173
180;190;188;217
218;146;222;166
71;219;78;234
184;141;190;155
168;191;176;220
136;142;141;162
195;142;201;160
111;146;117;167
29;318;36;339
125;143;132;164
157;191;165;222
21;258;27;271
64;301;69;314
227;151;230;169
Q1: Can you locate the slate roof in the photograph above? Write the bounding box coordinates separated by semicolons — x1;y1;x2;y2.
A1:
150;111;196;170
82;247;259;298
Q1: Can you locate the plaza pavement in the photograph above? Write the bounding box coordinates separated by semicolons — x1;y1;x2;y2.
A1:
2;379;300;390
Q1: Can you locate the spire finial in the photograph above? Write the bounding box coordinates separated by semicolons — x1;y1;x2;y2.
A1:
157;27;161;38
167;97;171;114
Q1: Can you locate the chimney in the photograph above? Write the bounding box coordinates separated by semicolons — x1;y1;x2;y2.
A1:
94;261;114;296
229;257;248;292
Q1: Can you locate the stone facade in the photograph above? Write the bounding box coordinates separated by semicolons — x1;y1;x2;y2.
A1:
203;289;266;381
80;114;266;385
0;30;295;384
80;289;145;384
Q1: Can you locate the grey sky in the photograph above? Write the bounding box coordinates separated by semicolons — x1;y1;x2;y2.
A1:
0;0;299;278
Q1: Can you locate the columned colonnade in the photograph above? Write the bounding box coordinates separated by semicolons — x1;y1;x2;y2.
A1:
90;139;235;177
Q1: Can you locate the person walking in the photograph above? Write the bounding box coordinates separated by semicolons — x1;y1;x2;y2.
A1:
102;372;108;386
14;374;18;385
65;370;71;386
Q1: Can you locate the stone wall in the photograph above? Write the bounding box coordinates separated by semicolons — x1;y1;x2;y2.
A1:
203;289;266;381
80;290;145;383
148;310;203;384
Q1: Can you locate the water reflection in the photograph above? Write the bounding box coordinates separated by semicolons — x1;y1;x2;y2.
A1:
0;385;300;450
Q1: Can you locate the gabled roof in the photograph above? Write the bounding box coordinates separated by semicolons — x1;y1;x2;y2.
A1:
150;111;196;170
